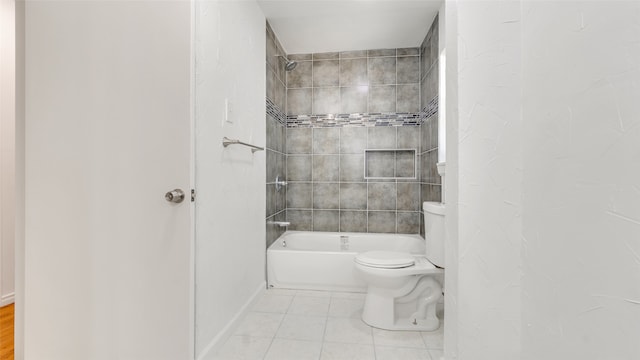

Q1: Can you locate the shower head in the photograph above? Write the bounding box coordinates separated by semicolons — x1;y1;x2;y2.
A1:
284;60;297;71
275;54;297;71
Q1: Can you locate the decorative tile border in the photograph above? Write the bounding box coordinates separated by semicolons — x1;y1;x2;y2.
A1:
283;95;437;129
266;97;287;126
421;95;439;122
286;112;421;128
270;90;437;130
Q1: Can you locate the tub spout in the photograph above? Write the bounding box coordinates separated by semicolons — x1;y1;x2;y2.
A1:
268;221;290;228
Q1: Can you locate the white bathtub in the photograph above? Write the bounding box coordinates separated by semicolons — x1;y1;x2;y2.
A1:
267;231;425;292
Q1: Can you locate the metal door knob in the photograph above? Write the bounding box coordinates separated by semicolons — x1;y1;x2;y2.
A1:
165;189;185;203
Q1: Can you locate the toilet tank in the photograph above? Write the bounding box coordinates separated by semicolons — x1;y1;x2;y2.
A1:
423;201;445;268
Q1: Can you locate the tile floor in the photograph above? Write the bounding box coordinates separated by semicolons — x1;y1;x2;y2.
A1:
212;289;444;360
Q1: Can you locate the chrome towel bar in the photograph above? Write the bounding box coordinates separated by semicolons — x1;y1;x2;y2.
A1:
222;137;264;153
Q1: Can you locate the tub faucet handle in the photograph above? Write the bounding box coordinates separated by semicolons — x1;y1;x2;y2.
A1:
275;176;288;191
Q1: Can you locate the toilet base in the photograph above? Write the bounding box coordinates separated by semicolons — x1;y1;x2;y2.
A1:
362;316;440;332
361;275;442;332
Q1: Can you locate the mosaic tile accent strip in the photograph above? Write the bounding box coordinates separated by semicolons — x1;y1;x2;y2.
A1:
266;97;287;126
421;95;439;121
286;112;422;128
284;95;437;129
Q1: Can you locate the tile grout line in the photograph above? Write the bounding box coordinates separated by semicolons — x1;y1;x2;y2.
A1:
318;293;334;360
311;128;314;231
338;128;341;233
366;128;369;233
371;307;378;360
260;294;292;360
395;127;399;234
365;54;369;114
393;51;399;113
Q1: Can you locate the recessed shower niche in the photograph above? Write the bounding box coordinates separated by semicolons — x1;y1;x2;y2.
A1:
364;148;417;179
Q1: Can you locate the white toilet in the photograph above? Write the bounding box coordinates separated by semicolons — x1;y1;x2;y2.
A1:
355;201;445;331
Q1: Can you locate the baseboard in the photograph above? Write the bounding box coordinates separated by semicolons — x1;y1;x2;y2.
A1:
196;281;266;360
0;292;15;306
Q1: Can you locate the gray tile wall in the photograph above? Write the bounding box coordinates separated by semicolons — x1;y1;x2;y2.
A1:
266;22;287;247
285;48;421;116
266;22;286;112
419;16;441;238
286;126;422;234
265;19;440;237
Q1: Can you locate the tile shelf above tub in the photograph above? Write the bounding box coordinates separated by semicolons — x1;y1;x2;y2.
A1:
364;149;417;180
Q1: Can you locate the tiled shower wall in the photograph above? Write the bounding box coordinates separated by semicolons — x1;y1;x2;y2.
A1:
286;48;420;115
285;48;424;234
286;126;422;234
266;22;287;247
266;16;440;239
419;16;441;238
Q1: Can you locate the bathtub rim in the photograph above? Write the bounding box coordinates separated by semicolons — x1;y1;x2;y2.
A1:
266;230;427;292
268;230;425;252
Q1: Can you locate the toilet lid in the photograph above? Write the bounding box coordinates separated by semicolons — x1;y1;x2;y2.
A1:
355;251;415;269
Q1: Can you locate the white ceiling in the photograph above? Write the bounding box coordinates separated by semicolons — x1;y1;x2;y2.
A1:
258;0;442;55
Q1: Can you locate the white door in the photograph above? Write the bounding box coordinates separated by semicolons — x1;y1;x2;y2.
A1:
24;2;193;359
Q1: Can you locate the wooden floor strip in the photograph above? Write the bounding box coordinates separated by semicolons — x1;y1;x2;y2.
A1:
0;304;14;360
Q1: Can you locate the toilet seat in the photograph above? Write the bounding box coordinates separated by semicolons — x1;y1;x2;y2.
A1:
355;255;441;277
355;251;415;269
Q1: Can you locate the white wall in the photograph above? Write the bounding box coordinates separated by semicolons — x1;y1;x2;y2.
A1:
448;1;640;359
453;1;523;358
521;2;640;359
0;0;16;307
194;1;266;358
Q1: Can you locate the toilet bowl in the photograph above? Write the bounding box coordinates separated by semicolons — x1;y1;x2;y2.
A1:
355;201;445;331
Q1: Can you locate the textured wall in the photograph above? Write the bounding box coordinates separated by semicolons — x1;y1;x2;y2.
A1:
454;1;523;358
521;2;640;359
448;2;640;359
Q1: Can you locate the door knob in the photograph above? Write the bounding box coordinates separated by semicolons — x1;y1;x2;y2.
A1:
165;189;185;203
